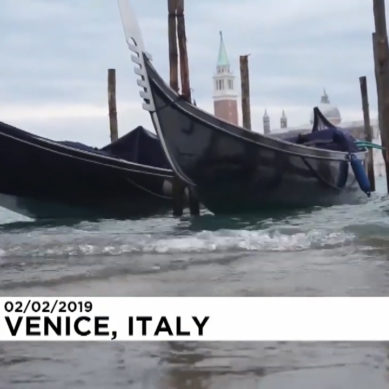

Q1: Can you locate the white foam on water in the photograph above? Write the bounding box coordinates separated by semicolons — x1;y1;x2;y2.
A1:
0;229;355;258
142;229;355;254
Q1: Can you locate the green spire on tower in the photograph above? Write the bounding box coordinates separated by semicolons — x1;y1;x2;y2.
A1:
217;31;230;69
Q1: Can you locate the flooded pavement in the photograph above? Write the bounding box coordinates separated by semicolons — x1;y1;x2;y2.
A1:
1;342;388;388
1;179;389;387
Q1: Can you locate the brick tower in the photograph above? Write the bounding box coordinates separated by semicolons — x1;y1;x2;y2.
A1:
213;31;238;125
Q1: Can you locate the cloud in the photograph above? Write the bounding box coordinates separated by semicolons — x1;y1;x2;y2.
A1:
0;0;383;142
1;100;152;147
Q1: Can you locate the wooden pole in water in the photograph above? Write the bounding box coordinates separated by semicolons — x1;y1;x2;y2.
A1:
168;0;179;92
170;0;199;216
188;189;200;216
168;0;189;216
168;0;183;216
108;69;118;142
240;55;251;130
177;0;199;215
176;0;192;102
172;176;185;217
359;76;376;191
372;0;389;192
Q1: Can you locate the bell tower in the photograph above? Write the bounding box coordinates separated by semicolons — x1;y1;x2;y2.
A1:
280;110;287;129
263;110;270;134
213;31;238;125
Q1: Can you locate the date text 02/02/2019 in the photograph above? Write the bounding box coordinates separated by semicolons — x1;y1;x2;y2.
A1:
3;300;92;314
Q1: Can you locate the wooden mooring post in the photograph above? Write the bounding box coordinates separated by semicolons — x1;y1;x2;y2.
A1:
172;176;185;217
240;55;251;130
168;0;199;216
168;0;184;216
108;69;118;143
176;0;191;102
177;0;199;215
168;0;179;92
373;0;389;192
359;76;376;191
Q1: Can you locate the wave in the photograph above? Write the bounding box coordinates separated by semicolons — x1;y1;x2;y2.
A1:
0;229;355;259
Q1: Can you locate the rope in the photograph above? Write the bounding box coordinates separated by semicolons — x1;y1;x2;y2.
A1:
355;140;385;150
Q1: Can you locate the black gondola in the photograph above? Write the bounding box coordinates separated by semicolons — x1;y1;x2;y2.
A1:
118;0;370;214
0;121;174;218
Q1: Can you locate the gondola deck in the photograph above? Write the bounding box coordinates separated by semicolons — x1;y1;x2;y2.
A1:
0;121;174;218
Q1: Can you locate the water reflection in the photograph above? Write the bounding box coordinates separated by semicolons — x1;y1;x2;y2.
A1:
1;342;389;388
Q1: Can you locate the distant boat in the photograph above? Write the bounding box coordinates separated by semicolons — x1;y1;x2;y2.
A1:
0;122;174;218
118;0;370;214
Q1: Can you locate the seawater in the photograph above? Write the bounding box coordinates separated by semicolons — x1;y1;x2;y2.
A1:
1;179;389;388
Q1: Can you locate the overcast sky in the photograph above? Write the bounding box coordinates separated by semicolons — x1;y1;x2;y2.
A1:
0;0;384;146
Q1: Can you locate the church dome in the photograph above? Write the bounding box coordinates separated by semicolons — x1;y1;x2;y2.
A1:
310;90;342;125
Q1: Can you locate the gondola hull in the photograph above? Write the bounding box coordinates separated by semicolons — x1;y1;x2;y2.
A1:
117;1;369;214
144;58;367;213
0;122;174;219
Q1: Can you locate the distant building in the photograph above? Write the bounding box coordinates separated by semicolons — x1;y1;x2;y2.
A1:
213;31;238;125
276;90;385;178
310;89;342;126
280;110;287;129
263;110;270;134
